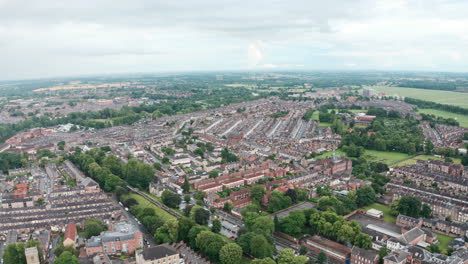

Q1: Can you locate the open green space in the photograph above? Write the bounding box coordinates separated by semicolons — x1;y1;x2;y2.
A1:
318;122;332;127
435;233;454;254
362;150;411;165
369;86;468;109
315;149;410;165
123;193;175;223
145;191;184;216
362;203;396;224
392;154;461;167
418;108;468;128
312;111;319;121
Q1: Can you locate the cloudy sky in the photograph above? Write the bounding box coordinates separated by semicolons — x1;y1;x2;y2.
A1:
1;0;467;80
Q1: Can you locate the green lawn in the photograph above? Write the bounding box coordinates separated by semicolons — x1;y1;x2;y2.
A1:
318;122;332;127
145;192;184;216
362;203;396;224
435;233;454;254
362;150;412;165
312;111;319;121
418;109;468;128
123;193;175;223
314;150;347;159
314;149;410;165
369;86;468;109
392;154;461;167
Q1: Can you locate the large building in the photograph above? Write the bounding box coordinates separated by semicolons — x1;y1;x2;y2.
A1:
136;244;180;264
351;246;379;264
85;222;143;256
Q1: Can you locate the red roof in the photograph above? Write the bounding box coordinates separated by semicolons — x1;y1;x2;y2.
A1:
64;222;77;242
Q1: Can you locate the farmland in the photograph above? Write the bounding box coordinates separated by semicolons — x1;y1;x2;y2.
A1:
369;86;468;109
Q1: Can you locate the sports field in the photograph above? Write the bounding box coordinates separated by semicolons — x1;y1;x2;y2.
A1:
369;86;468;109
418;109;468;128
315;149;411;165
362;150;411;165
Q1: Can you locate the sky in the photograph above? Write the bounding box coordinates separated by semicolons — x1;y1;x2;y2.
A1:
1;0;468;80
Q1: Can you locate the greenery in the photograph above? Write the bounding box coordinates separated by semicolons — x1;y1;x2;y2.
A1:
418;109;468;128
2;243;26;264
161;190;182;209
54;251;80;264
390;196;431;218
371;86;468;109
84;218;107;238
362;203;396;224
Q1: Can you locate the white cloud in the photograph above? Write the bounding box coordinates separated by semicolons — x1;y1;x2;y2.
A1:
247;41;264;68
0;0;468;79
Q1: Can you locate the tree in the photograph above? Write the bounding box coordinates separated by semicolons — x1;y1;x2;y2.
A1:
285;188;298;203
178;217;195;242
182;176;190;193
267;191;292;213
161;190;182;209
196;231;225;261
155;219;179;244
317;251;327;264
428;244;440;253
356;186;376;207
421;204;432;218
122;158;155;189
393;196;422;218
277;248;308;264
252;216;275;236
54;251;79;264
223;202;234;213
424;140;434;155
250;234;273;259
379;247;389;264
354;233;373;249
219;243;243;264
124;197;138;207
299;245;308;255
187;225;210;249
337;224;355;243
57;141;66;150
85;218;106;238
252;258;276;264
153;162;162;171
3;243;26;264
209;170;219;178
281;210;306;236
250;185;266;204
194;208;210;225
212;219;222;233
184;194;191;203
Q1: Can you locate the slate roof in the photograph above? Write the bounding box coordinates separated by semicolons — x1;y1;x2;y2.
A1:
138;244;178;260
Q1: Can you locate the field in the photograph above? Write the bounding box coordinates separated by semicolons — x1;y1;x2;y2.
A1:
123;193;175;223
369;86;468;108
418;109;468;127
436;233;454;254
362;150;411;165
314;149;411;165
392;154;461;167
33;82;128;92
362;203;396;224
